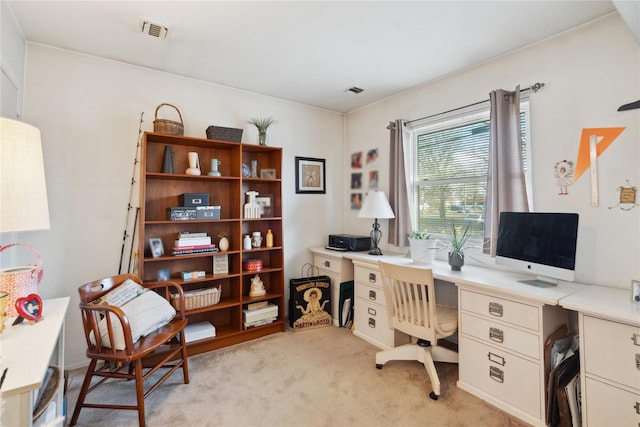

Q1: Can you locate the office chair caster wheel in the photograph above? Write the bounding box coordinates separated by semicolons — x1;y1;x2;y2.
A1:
376;364;383;369
429;391;438;400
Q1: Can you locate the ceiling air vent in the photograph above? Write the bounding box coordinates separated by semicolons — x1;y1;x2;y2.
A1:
347;87;364;94
139;19;169;40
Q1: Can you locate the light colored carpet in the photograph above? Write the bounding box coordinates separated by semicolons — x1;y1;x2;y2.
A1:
66;326;530;426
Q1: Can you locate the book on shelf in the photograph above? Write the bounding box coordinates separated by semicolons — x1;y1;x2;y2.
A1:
243;316;277;329
246;301;269;310
178;231;208;239
183;322;216;342
243;304;278;323
175;236;212;247
173;243;217;251
172;247;219;256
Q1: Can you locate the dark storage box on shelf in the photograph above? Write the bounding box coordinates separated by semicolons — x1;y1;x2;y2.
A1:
206;126;243;143
179;193;210;207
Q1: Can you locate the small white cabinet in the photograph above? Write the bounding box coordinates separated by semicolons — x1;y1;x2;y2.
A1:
581;314;640;426
310;248;354;326
560;285;640;427
0;297;69;427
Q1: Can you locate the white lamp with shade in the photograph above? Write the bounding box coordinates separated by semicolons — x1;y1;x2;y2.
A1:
0;117;50;319
358;190;395;255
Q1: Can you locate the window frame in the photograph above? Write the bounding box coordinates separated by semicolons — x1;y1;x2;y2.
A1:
406;98;532;250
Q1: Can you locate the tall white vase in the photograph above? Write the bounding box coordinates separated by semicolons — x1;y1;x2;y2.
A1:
186;152;201;175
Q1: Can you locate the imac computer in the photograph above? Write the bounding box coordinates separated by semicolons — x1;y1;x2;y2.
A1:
495;212;579;287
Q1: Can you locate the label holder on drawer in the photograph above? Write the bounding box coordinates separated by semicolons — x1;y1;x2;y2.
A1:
632;333;640;346
488;352;506;366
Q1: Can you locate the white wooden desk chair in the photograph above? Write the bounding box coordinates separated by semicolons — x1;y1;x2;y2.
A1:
376;261;458;400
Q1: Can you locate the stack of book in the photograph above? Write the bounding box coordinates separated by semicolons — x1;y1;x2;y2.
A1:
242;302;278;329
172;231;218;256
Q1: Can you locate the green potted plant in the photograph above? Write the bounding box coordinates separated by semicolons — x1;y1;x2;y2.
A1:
446;220;471;271
408;230;437;264
248;116;277;145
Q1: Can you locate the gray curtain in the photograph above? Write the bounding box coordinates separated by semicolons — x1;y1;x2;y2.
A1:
388;119;411;247
484;86;530;256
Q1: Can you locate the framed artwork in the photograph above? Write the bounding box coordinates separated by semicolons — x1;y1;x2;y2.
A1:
295;156;326;194
260;168;277;179
149;238;164;258
256;194;274;217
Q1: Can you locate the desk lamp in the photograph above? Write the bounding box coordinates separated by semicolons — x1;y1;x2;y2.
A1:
358;190;395;255
0;118;50;318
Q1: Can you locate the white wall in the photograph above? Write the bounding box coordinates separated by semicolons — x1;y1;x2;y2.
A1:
345;13;640;289
20;45;345;367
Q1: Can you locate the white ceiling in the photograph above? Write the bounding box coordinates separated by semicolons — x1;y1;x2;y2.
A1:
7;1;623;113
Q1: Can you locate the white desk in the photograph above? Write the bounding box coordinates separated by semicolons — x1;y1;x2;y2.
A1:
1;297;70;427
336;251;584;427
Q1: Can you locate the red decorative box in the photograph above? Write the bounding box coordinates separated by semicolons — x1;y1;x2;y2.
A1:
243;259;263;271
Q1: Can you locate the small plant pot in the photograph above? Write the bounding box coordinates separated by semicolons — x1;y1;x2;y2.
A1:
409;239;438;264
448;251;464;271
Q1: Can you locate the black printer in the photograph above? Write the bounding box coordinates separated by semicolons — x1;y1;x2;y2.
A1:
326;234;371;252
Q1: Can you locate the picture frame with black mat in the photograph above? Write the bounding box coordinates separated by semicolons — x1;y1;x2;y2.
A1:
295;156;325;194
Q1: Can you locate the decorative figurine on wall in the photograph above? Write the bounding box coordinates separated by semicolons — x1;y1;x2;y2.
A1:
608;180;639;211
554;160;574;195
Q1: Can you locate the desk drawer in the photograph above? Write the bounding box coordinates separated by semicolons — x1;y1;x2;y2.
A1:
355;297;392;346
460;289;539;331
585;377;640;426
459;336;540;420
460;312;539;359
355;281;387;307
314;254;342;275
583;315;640;391
354;265;381;287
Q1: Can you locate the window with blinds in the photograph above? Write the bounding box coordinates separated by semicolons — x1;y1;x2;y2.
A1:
411;100;530;239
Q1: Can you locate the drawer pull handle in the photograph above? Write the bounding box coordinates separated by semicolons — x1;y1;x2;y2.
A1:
369;273;377;283
635;353;640;371
634;401;640;415
488;352;506;366
369;290;377;301
323;260;330;268
368;318;376;328
489;327;504;343
488;302;503;317
489;366;504;383
632;333;640;346
368;307;377;316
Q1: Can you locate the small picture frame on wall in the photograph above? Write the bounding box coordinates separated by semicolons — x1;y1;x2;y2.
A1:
295;156;326;194
260;168;276;179
632;280;640;303
150;238;164;258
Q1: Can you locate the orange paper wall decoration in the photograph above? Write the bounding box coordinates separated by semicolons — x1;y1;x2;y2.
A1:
574;127;625;180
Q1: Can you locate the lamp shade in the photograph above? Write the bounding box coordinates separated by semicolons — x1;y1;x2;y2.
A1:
1;118;50;232
358;191;395;219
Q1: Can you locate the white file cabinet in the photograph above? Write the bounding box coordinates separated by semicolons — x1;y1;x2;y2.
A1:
457;286;568;427
580;314;640;426
560;284;640;427
310;248;354;326
352;260;410;350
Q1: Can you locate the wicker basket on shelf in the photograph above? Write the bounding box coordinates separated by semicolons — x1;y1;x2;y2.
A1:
171;286;221;311
153;103;184;136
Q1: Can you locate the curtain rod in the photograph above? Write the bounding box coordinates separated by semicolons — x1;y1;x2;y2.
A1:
405;82;545;125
